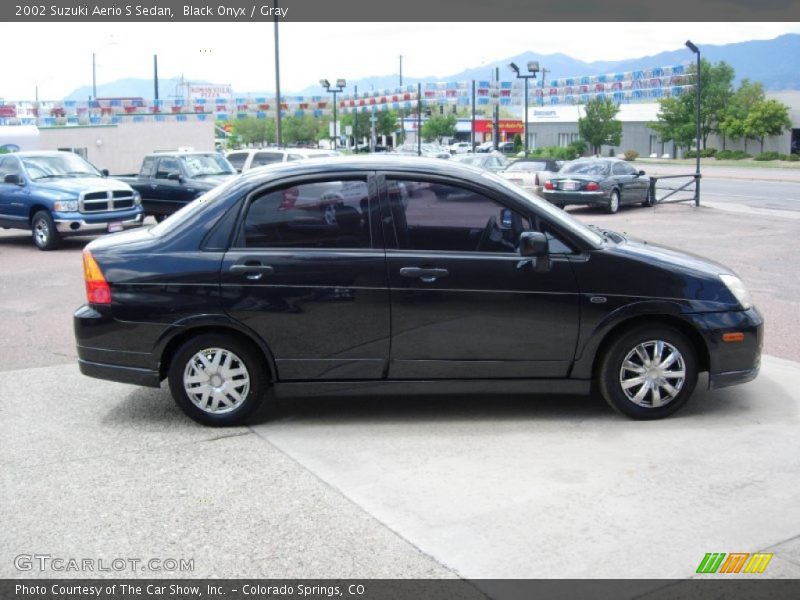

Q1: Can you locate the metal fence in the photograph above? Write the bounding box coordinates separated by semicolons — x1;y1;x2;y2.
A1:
649;173;701;206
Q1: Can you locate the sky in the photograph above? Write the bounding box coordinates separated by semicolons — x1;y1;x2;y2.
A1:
2;22;800;100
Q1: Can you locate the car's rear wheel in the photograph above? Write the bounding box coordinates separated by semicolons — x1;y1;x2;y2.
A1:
605;190;620;214
168;333;268;426
31;210;61;251
598;325;698;419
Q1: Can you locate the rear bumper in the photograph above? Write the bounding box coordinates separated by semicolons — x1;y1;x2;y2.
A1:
543;190;608;207
78;358;161;388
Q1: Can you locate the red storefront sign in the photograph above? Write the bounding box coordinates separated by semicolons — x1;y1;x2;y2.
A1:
474;119;523;134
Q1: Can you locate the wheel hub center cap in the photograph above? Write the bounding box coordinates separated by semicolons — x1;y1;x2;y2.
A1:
210;374;223;387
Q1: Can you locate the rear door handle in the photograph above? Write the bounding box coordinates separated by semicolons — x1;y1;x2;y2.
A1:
230;262;275;280
399;267;449;283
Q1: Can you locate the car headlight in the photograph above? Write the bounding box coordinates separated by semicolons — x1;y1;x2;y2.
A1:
720;274;752;310
132;190;142;205
53;200;78;212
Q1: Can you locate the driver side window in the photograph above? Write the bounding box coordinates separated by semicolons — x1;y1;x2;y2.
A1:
386;179;530;254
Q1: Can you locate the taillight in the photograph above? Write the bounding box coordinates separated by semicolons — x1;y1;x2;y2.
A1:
544;180;554;190
83;250;111;305
585;182;600;191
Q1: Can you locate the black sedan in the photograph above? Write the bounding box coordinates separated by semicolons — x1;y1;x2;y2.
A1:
74;156;762;425
542;158;653;213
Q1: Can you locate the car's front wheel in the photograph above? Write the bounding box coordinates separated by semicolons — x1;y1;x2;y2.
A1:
167;333;268;426
598;325;698;419
31;210;61;250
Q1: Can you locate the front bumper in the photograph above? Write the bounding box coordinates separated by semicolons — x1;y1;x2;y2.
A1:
54;212;144;235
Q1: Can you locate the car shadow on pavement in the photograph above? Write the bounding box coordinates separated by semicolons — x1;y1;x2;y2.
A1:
0;232;89;251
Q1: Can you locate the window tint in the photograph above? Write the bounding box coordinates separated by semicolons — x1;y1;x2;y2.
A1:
0;157;21;179
252;152;284;167
612;162;627;175
386;179;530;254
140;156;156;178
562;161;609;176
241;179;371;249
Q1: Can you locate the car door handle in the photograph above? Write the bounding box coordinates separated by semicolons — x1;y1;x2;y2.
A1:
399;267;449;283
230;263;275;280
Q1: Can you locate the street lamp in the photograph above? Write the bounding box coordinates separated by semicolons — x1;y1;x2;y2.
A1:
320;78;346;150
686;40;701;206
509;61;539;156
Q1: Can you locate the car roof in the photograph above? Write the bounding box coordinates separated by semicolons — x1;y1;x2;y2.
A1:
237;154;491;185
7;150;78;157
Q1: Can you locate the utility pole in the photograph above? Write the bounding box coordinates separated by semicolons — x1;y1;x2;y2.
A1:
399;55;404;147
92;53;97;100
539;67;549;106
153;55;159;101
274;3;282;147
493;67;500;149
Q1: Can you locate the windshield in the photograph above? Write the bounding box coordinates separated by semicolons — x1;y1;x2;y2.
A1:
562;161;610;176
21;154;101;180
507;161;549;172
479;170;605;248
454;155;483;166
180;154;236;177
150;178;236;236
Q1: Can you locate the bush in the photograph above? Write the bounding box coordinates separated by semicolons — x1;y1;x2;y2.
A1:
754;151;788;161
789;154;800;162
623;150;639;161
568;139;587;157
530;145;577;161
513;134;523;154
684;148;718;159
715;150;752;160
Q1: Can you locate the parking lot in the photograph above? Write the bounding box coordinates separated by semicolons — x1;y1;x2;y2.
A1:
2;180;800;584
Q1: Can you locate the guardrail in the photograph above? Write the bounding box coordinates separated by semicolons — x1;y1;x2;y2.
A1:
649;173;701;206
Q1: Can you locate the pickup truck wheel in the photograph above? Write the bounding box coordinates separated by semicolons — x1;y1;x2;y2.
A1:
31;210;61;251
154;214;169;223
168;333;267;426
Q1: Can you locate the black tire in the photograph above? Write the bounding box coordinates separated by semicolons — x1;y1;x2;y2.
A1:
167;333;268;426
154;214;169;223
605;189;620;214
598;325;698;420
641;186;655;207
31;210;61;251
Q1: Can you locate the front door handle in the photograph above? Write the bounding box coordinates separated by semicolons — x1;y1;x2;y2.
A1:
230;262;275;280
399;267;449;283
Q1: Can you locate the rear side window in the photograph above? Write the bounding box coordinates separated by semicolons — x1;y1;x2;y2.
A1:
155;158;180;179
140;156;156;177
240;179;371;249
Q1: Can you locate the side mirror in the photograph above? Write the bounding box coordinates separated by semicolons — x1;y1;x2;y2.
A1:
167;172;183;182
3;173;22;186
519;231;548;257
101;169;110;177
638;170;646;176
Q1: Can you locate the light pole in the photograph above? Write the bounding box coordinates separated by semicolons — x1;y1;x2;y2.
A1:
686;40;701;207
509;61;539;156
320;78;346;150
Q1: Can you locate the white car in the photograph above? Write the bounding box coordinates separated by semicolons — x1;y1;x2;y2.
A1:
226;148;342;173
498;158;562;196
448;141;473;154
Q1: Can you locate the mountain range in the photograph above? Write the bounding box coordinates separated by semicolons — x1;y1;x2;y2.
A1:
65;33;800;101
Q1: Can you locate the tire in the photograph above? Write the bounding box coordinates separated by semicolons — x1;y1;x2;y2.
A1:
154;214;169;223
641;186;655;207
605;189;620;214
167;333;268;426
598;325;698;420
31;210;61;251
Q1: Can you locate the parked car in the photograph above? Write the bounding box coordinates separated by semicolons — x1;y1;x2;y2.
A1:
448;141;473;154
542;158;653;213
452;152;510;172
0;151;143;250
476;141;496;153
497;141;517;155
226;148;342;173
498;158;562;196
117;151;237;220
74;156;761;426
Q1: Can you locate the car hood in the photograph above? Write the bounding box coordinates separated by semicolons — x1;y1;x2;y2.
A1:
37;177;134;194
614;235;734;277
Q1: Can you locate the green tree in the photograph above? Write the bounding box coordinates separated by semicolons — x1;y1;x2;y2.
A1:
650;97;696;152
718;79;764;152
420;114;457;143
341;110;399;148
744;98;791;154
283;115;327;144
578;97;622;155
233;117;276;146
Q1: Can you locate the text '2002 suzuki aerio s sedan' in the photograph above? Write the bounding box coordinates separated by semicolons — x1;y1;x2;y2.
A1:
74;157;762;425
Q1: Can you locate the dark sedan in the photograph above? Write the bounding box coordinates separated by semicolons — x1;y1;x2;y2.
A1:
542;158;653;213
74;156;762;425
